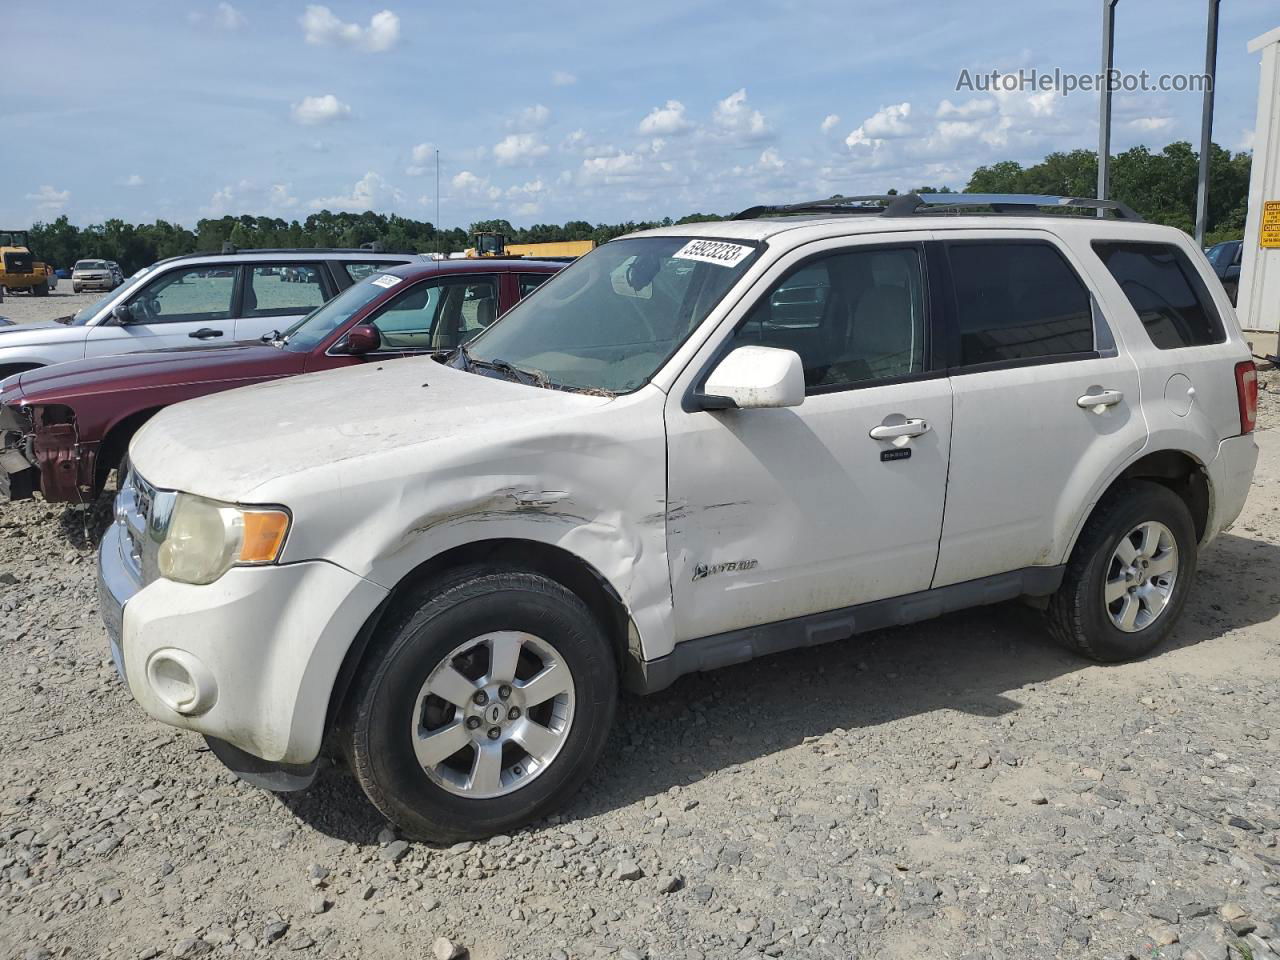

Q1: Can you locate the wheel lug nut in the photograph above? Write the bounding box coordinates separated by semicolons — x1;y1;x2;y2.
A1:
498;684;512;700
508;707;521;720
487;727;501;740
473;691;488;706
466;717;481;730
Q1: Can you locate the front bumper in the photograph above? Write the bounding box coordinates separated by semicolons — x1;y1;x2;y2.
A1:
97;520;388;766
1205;433;1259;541
73;276;113;289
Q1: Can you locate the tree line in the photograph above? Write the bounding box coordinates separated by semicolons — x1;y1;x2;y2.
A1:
27;140;1251;274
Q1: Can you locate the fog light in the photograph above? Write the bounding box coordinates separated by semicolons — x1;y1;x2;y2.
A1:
145;650;217;716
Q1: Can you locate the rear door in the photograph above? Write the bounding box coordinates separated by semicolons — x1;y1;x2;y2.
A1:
233;262;334;341
83;263;239;356
931;231;1147;587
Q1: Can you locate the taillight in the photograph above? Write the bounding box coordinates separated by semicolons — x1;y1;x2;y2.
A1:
1235;360;1258;434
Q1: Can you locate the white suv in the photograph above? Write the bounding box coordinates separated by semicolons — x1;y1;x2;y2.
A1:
0;248;426;380
98;195;1260;840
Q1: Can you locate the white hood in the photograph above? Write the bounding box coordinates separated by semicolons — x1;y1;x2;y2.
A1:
129;356;612;503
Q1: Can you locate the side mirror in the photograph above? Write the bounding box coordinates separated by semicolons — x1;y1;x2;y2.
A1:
111;303;136;325
343;323;382;355
698;345;805;410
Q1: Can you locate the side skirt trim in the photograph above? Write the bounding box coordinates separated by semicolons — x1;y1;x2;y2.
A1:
628;565;1065;694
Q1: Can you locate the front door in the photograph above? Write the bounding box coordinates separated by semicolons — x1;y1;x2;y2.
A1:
84;263;239;357
665;238;954;642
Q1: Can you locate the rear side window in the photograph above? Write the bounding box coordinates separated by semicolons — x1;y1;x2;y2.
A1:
518;273;551;298
244;264;327;318
1092;242;1225;349
947;242;1094;366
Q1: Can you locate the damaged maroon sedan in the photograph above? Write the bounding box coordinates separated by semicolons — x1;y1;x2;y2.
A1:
0;259;560;503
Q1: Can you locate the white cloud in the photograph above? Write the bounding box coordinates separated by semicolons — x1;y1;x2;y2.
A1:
291;94;351;126
406;142;436;176
757;147;785;171
269;183;298;209
581;151;646;182
551;71;577;87
493;133;549;166
122;174;144;188
713;88;769;142
26;185;70;212
1236;128;1255;151
300;5;400;52
451;170;502;202
310;171;402;211
214;2;245;29
846;102;915;147
510;104;551;131
820;114;840;134
1125;116;1174;133
638;100;693;136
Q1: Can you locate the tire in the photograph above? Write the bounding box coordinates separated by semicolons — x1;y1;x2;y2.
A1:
33;282;48;297
72;284;81;294
1047;480;1197;662
347;567;617;841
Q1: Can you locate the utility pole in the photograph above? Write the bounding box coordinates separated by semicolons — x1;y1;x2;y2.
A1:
1097;0;1120;212
1194;0;1221;246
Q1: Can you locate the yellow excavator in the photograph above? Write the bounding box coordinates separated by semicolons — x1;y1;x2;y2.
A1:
0;229;51;297
466;232;594;261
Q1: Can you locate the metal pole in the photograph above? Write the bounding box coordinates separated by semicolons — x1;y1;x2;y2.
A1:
1194;0;1221;246
435;148;441;257
1097;0;1120;210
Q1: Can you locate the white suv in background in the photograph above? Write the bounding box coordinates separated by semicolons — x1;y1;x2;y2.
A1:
0;248;427;380
99;194;1259;841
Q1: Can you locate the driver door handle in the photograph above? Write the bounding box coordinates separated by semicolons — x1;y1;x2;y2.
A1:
1077;389;1123;411
189;328;224;340
869;418;930;440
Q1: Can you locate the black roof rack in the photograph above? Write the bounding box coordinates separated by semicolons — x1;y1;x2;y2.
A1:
734;193;1143;222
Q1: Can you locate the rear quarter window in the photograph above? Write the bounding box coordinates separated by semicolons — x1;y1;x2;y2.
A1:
1092;241;1225;349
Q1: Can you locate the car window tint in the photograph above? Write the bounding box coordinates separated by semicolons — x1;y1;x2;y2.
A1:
344;261;409;283
1093;242;1226;350
244;264;326;318
127;265;235;325
948;242;1093;365
727;246;926;392
369;282;444;349
518;273;550;298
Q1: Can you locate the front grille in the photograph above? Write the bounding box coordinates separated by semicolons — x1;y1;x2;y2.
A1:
114;469;175;586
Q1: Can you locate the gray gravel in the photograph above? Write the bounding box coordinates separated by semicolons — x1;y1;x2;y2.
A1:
1;360;1278;959
0;286;102;326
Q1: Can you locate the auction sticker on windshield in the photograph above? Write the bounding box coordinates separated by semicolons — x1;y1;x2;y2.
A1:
371;274;403;289
672;239;754;268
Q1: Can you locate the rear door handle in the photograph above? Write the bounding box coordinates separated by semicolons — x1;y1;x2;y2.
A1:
1077;389;1123;412
189;328;224;340
869;418;930;440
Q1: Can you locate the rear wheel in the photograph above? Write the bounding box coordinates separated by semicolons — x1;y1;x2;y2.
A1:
1047;481;1197;662
347;568;617;841
32;282;48;297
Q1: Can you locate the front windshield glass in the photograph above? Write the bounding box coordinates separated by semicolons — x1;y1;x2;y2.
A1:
282;276;390;352
465;236;758;393
76;260;107;270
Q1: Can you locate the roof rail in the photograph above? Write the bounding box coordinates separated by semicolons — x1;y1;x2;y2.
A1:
734;193;1143;222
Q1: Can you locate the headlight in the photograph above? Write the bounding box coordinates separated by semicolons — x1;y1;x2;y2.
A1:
157;493;290;585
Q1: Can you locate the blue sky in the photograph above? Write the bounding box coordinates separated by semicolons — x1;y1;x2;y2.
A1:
5;0;1277;229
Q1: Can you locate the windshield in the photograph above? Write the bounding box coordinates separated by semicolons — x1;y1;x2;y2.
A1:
281;276;390;352
464;236;758;393
75;260;107;270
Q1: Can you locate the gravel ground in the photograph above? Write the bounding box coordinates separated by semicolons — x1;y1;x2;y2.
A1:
0;287;103;326
2;292;1280;960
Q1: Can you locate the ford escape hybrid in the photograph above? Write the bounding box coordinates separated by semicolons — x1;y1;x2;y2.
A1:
98;194;1259;840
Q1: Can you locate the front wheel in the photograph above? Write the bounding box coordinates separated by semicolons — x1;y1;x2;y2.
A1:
347;568;617;841
1047;481;1197;662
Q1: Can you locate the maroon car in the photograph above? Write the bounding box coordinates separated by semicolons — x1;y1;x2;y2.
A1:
0;259;561;503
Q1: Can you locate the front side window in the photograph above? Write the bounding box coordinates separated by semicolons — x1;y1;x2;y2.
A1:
465;236;759;393
244;264;327;318
948;241;1094;366
370;277;499;350
124;265;236;324
725;246;926;391
1093;241;1226;349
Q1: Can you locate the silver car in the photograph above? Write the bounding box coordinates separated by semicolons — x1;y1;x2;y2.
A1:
0;248;427;379
71;259;117;293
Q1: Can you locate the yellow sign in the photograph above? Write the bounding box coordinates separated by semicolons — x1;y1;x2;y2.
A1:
1263;200;1280;249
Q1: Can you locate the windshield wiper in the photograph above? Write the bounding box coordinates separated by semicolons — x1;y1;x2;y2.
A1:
451;343;541;385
